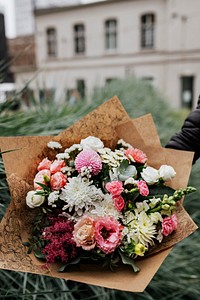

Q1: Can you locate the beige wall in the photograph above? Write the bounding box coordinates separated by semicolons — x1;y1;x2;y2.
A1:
17;0;200;108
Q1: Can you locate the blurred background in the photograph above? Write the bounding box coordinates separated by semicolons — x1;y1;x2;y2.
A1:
0;0;200;299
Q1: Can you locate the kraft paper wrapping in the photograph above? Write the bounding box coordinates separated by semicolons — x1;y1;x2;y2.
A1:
0;96;198;292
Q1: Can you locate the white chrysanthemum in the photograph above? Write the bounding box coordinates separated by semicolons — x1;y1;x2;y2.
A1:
65;144;82;153
48;191;60;207
60;176;104;216
56;153;70;160
47;141;62;149
123;211;157;247
90;193;121;219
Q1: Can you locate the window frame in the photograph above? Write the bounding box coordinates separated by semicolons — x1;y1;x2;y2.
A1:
74;23;86;55
105;19;118;51
140;13;155;49
46;27;57;58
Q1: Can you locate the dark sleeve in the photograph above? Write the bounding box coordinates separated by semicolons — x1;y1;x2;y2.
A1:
165;95;200;164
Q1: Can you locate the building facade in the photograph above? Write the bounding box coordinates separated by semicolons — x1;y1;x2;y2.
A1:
15;0;200;108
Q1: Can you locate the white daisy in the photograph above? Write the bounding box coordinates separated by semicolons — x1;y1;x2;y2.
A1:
117;139;133;149
64;144;82;153
56;153;70;160
47;141;62;149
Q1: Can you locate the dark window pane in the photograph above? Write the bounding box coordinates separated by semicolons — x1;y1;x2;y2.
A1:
46;28;57;57
105;19;117;50
141;14;155;49
77;79;85;98
181;76;194;109
74;24;85;54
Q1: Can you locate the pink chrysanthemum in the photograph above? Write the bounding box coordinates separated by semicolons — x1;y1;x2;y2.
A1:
75;150;102;175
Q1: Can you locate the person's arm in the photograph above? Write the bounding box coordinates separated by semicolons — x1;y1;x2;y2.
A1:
165;95;200;164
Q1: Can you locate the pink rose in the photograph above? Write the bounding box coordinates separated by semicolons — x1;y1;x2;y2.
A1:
106;181;123;196
94;217;123;254
161;214;178;236
113;195;125;211
73;216;96;251
37;158;52;171
50;172;67;190
136;180;149;196
125;148;147;164
34;169;51;190
50;160;66;174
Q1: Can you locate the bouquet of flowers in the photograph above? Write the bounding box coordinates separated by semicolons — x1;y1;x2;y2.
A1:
0;96;198;292
25;136;195;272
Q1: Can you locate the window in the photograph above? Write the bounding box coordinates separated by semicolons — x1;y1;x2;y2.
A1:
141;77;154;85
141;14;155;49
46;28;57;57
39;88;55;103
105;19;117;50
105;78;117;85
181;76;194;109
77;79;85;98
74;24;85;54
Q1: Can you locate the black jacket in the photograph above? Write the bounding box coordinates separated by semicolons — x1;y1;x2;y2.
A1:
166;95;200;164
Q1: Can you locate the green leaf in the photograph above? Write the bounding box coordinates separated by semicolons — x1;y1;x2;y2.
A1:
35;182;50;192
27;246;32;254
118;160;129;172
58;256;81;272
22;242;30;247
118;250;140;272
34;250;46;260
149;185;175;197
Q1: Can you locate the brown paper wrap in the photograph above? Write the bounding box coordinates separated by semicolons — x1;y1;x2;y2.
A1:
0;96;198;292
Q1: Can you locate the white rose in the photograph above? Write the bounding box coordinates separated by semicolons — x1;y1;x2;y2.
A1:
159;165;176;181
26;191;45;208
141;166;159;185
80;136;104;151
